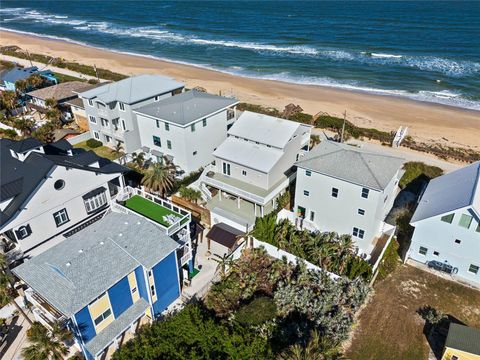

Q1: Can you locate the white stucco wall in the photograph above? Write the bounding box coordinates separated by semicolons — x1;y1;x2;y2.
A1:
408;207;480;286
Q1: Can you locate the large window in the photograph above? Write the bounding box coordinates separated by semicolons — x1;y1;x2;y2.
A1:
222;162;231;176
89;115;96;124
94;308;112;326
84;191;107;213
352;227;365;239
361;188;369;199
441;213;454;223
419;246;428;256
53;209;69;227
101;118;109;127
458;214;473;229
153;136;161;147
469;264;479;275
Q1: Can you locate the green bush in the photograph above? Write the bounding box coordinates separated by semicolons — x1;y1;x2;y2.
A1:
86;138;103;148
376;239;400;281
289;112;313;124
235;296;277;327
399;162;443;189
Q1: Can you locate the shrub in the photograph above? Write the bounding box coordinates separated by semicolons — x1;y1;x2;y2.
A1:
289;112;313;124
399;162;443;189
376;239;400;281
178;185;202;203
86;138;102;148
235;296;277;327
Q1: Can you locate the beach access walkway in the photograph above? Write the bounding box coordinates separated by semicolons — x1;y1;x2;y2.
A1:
1;54;108;83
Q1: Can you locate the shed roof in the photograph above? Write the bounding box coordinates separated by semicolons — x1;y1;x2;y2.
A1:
296;141;404;191
206;223;244;249
13;212;179;317
135;90;237;126
411;161;480;223
445;323;480;355
79;74;184;105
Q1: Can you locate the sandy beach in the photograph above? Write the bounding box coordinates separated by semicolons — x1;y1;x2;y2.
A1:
1;30;479;149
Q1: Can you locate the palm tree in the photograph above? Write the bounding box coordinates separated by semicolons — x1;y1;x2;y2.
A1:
251;214;276;244
15;79;28;94
310;134;321;148
279;330;340;360
21;322;69;360
112;141;124;158
1;90;17;117
131;152;146;169
14;117;35;138
212;253;232;278
141;157;177;196
26;74;43;90
0;254;33;325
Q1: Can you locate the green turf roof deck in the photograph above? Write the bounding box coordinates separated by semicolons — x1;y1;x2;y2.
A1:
124;195;183;228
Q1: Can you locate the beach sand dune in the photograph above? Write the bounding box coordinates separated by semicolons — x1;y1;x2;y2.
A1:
1;30;479;149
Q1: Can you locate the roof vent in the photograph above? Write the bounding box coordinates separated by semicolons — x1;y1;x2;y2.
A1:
66;262;71;267
124;222;128;225
99;241;104;245
118;233;123;237
137;221;141;225
78;249;83;254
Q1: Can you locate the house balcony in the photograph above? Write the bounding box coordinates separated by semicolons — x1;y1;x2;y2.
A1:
277;209;319;233
25;288;65;329
112;186;191;237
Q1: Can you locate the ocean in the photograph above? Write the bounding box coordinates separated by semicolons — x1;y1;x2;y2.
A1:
1;1;479;110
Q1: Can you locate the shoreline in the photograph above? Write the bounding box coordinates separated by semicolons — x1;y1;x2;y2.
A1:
1;29;479;149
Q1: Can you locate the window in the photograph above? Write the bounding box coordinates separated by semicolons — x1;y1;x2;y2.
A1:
94;308;112;326
303;190;310;196
84;191;107;213
88;99;93;106
352;227;365;239
119;102;125;111
305;170;311;177
16;225;31;239
309;211;315;222
477;223;480;233
156;120;160;128
242;170;247;176
54;179;65;190
131;287;137;294
101;118;109;127
104;135;112;143
93;131;100;140
227;109;235;120
121;119;126;131
361;188;369;199
53;209;69;227
451;356;459;360
153;136;161;147
222;162;231;176
191;123;196;132
167;140;172;149
433;251;439;256
150;285;156;297
455;239;461;244
458;214;473;229
154;95;160;101
193;151;197;156
89;115;96;124
419;246;428;256
202;118;207;127
112;118;119;131
358;209;365;215
441;213;454;223
331;188;338;198
469;264;479;274
165;123;170;131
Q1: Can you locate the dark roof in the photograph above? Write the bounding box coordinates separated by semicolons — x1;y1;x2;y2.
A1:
27;81;95;102
65;97;85;109
206;223;244;249
7;138;43;153
0;138;128;226
1;66;38;84
445;323;480;355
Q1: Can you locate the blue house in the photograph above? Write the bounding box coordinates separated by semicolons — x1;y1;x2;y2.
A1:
14;212;183;359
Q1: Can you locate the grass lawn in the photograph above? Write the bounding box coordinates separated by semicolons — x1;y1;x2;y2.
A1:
124;195;182;228
346;265;480;360
73;140;122;161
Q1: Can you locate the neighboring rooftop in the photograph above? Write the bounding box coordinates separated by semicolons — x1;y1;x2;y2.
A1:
206;222;244;249
27;81;95;102
411;161;480;223
445;323;480;355
0;138;128;226
13;212;179;317
65;97;85;109
228;111;309;149
134;90;238;126
79;74;184;105
213;136;283;173
1;66;38;84
296;140;404;191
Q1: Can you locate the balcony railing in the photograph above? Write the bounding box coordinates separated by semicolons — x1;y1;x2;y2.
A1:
25;288;65;324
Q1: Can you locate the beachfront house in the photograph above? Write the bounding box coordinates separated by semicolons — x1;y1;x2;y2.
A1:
284;140;404;257
79;74;184;153
407;161;480;287
0;137;128;258
13;212;185;360
133;90;238;174
26;81;94;110
199;111;312;231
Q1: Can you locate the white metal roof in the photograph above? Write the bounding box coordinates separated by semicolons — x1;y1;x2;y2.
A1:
213;137;283;173
228;111;305;149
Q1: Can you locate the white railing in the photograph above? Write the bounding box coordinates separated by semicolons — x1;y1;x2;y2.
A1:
67;131;91;145
277;209;318;233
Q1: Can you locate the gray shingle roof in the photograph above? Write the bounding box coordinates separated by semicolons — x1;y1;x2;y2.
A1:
13;212;179;317
134;90;238;126
26;81;95;102
411;161;480;223
445;323;480;355
79;74;184;105
296;141;404;191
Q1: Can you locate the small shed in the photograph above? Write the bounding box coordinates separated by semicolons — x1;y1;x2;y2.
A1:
206;223;244;257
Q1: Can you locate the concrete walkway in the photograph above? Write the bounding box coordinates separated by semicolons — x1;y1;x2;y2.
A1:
0;304;33;360
1;54;108;83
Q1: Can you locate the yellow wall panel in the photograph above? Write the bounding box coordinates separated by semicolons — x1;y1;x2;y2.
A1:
128;272;140;303
442;347;480;360
89;294;110;319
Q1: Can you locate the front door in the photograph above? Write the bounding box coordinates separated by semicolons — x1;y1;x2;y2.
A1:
297;206;306;218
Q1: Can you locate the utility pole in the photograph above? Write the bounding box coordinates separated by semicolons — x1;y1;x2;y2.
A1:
25;50;33;67
340;110;347;143
94;64;99;82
